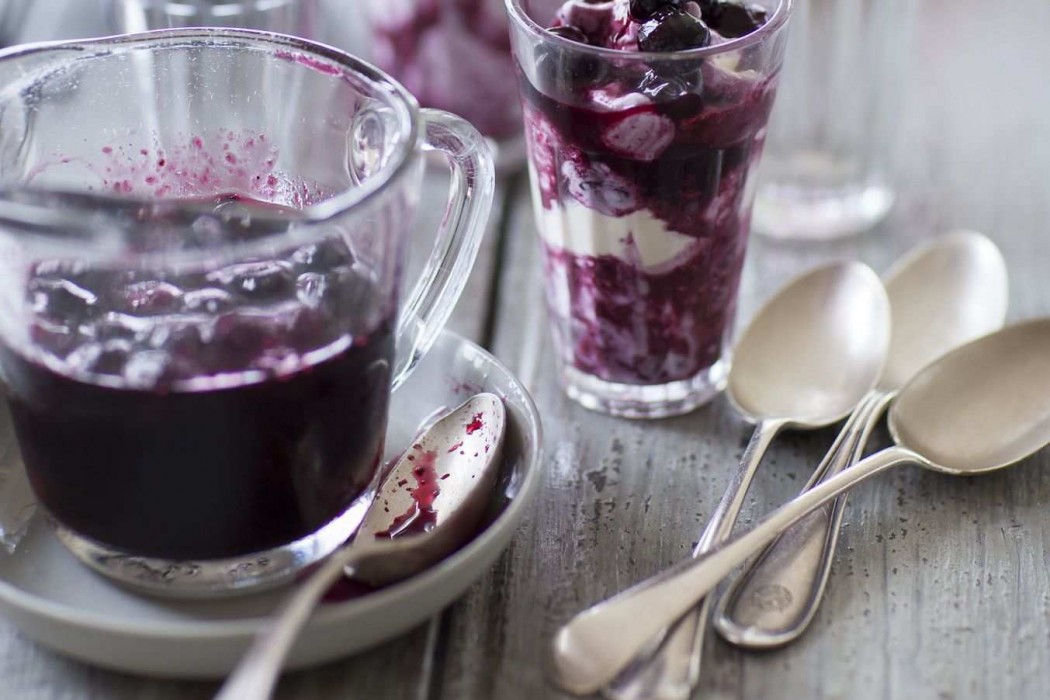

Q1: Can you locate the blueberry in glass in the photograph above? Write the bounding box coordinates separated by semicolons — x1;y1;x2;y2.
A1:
637;6;711;52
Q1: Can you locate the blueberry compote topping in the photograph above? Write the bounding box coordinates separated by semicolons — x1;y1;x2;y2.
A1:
630;0;686;21
541;25;609;88
3;196;395;560
527;0;777;385
554;0;767;52
638;6;711;52
698;0;768;38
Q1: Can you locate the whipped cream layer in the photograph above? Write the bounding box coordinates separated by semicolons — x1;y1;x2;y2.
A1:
528;168;702;271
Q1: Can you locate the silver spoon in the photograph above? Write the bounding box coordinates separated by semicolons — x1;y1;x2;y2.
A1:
215;393;506;700
713;230;1008;648
551;318;1050;696
604;261;890;700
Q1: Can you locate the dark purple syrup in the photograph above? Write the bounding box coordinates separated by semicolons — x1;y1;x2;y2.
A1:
0;196;395;560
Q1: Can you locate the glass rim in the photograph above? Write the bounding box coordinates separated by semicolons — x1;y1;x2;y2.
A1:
504;0;793;60
0;27;422;259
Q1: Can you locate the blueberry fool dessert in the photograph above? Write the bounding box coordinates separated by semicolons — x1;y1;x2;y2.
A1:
518;0;783;402
368;0;522;140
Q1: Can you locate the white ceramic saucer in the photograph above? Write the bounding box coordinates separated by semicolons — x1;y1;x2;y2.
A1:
0;330;542;679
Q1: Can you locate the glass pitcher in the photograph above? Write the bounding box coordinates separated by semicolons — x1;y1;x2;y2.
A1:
0;28;494;597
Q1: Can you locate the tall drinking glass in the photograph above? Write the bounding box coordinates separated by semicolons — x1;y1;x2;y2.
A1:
365;0;525;170
0;29;493;597
752;0;914;240
506;0;792;418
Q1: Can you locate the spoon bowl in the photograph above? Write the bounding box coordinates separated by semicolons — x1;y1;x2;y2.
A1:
890;319;1050;474
352;393;507;584
881;230;1009;390
729;261;891;425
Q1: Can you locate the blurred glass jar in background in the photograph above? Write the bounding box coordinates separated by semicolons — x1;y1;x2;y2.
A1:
0;0;32;46
114;0;318;38
365;0;524;170
752;0;914;240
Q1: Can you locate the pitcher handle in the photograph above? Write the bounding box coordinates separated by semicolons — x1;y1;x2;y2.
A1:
393;108;495;389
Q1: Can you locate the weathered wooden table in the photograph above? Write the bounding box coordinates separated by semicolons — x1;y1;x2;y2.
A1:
4;1;1050;698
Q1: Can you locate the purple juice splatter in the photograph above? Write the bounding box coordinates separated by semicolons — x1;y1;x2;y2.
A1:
374;449;441;539
28;129;329;208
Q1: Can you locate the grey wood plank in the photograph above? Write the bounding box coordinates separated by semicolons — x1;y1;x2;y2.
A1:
435;1;1050;699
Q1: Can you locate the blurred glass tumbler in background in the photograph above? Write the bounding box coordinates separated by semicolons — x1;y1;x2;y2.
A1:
114;0;319;38
753;0;915;240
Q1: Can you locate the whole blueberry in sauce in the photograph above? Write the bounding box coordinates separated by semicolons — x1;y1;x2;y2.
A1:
638;7;712;52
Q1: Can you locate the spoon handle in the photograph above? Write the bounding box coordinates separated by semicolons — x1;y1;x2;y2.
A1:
214;544;373;700
549;446;918;696
713;390;894;648
601;418;787;700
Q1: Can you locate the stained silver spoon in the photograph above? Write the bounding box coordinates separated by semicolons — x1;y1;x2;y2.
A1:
714;230;1008;648
215;393;506;700
604;261;890;700
551;318;1050;696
